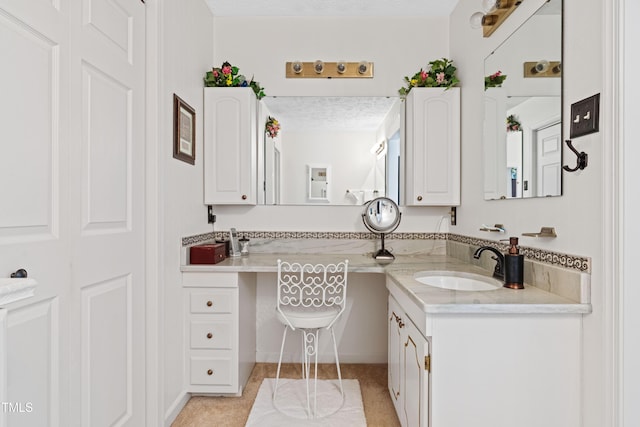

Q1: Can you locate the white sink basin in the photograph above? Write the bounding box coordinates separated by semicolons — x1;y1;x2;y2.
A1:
413;271;501;291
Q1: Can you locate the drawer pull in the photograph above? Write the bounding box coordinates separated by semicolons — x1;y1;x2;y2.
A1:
206;300;213;307
417;195;423;201
207;369;213;376
207;333;213;339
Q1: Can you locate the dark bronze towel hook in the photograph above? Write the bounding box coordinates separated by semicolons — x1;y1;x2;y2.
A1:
563;139;588;172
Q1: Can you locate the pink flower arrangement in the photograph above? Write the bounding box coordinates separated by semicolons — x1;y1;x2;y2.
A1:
203;61;266;99
265;116;280;138
398;58;460;97
485;70;507;90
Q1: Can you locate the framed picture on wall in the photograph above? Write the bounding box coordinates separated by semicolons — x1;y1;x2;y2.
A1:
173;94;196;164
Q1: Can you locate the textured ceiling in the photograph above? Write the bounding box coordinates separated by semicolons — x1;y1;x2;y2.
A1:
262;97;399;131
205;0;460;17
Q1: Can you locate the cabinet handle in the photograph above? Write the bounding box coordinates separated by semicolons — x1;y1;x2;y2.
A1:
207;369;213;376
206;300;213;307
417;195;423;201
207;333;213;339
398;320;405;328
241;194;247;200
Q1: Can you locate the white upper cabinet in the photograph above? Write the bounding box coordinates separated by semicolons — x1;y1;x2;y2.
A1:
404;88;461;206
204;88;257;205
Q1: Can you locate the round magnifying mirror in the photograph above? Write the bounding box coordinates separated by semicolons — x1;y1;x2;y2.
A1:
362;197;401;262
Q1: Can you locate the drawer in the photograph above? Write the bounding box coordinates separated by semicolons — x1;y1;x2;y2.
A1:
189;289;235;314
182;272;238;288
190;320;233;349
190;356;234;386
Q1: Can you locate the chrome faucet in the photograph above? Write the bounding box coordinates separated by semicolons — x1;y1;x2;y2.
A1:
473;246;505;280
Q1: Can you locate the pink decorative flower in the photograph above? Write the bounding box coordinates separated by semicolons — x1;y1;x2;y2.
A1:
436;72;445;84
222;65;232;75
213;70;219;78
420;70;427;81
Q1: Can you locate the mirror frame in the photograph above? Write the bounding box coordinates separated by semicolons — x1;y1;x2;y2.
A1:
482;0;564;201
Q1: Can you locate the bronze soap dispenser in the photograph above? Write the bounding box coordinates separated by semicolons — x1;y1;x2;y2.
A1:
504;237;524;289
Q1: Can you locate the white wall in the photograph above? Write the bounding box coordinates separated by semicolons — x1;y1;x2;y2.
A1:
210;16;453;232
159;0;214;421
450;0;605;426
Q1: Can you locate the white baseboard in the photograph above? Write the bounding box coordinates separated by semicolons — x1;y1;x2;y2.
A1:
164;391;190;427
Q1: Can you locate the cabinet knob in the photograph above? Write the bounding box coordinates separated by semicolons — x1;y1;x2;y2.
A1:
241;194;247;200
207;332;213;339
207;369;213;376
206;300;213;307
417;195;423;201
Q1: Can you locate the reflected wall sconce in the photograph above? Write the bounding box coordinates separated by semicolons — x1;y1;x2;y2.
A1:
523;60;562;77
286;61;374;78
370;140;387;159
469;0;523;37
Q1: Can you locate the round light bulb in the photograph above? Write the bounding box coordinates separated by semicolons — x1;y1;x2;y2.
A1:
314;60;324;74
482;0;497;13
336;61;347;74
358;61;369;74
469;12;485;29
535;60;550;73
291;61;303;74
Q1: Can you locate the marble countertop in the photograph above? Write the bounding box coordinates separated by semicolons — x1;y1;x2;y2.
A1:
181;253;592;314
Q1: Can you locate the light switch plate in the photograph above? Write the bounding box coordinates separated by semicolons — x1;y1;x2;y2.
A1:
570;94;600;138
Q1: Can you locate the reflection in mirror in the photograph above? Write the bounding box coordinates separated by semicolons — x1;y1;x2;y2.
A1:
260;97;402;206
483;0;562;200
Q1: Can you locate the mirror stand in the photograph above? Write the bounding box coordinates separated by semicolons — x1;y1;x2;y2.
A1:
362;197;402;264
374;233;395;262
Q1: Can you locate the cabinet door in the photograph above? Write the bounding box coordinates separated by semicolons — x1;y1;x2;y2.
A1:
388;296;403;414
483;87;507;200
204;87;257;205
405;88;460;206
403;317;430;427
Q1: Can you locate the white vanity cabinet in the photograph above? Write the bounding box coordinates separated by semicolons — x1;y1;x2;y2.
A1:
203;88;257;205
387;278;582;427
388;295;430;427
404;88;460;206
182;271;256;395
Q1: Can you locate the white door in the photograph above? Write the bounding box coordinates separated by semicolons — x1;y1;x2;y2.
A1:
0;0;146;426
535;122;562;197
0;1;71;426
68;0;146;426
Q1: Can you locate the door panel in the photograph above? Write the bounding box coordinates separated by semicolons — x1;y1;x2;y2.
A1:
536;123;561;197
0;0;146;426
70;1;146;426
0;1;68;426
6;299;59;427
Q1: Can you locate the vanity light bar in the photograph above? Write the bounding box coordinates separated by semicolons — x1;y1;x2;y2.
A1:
482;0;523;37
523;61;562;78
286;61;374;78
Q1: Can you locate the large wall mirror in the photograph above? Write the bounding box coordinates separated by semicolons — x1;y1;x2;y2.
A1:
483;0;562;200
260;96;402;206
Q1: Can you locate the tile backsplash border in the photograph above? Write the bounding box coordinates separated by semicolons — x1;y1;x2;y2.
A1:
182;230;591;273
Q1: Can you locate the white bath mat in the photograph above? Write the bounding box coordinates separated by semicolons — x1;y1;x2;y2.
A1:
245;378;366;427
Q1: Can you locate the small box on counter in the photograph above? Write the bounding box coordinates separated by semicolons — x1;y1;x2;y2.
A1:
189;243;227;264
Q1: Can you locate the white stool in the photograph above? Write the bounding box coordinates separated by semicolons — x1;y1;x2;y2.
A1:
273;259;349;419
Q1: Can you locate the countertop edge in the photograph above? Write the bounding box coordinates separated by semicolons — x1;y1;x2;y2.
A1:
181;253;592;315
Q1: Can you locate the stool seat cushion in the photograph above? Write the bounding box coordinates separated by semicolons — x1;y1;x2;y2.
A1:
277;306;341;329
